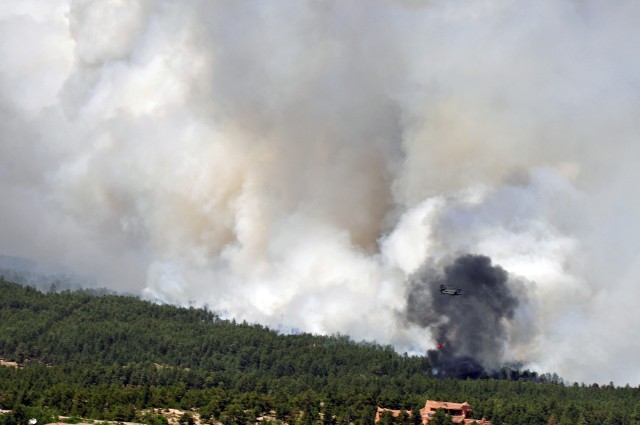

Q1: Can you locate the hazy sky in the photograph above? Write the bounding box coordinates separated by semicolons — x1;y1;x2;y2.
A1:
1;0;640;385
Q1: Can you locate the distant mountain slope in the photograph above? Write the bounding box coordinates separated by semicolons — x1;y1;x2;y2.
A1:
0;255;93;292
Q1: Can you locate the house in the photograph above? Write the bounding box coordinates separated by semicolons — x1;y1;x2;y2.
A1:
376;400;490;425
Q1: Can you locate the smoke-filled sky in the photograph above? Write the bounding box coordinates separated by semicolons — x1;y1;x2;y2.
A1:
2;0;640;385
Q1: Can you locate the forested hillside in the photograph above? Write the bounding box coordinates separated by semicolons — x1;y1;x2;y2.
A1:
1;279;639;425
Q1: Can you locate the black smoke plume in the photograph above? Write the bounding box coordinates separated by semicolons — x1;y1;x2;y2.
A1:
406;254;524;379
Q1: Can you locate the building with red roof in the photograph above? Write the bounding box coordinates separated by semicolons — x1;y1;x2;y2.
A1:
376;399;490;425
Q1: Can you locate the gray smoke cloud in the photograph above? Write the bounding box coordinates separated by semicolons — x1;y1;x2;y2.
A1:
1;0;640;385
407;254;527;379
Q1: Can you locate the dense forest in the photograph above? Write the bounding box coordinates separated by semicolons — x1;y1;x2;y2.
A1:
1;278;639;425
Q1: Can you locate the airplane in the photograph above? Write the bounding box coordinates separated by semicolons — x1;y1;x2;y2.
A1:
439;284;462;296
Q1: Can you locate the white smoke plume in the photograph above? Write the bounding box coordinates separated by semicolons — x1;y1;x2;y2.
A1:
1;0;640;385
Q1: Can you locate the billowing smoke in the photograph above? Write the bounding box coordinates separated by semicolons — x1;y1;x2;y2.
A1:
2;0;640;385
407;254;526;379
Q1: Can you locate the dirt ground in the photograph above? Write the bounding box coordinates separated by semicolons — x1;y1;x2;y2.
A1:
149;408;203;425
43;408;203;425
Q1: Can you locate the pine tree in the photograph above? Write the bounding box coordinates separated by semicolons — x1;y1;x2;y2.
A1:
411;410;423;425
379;411;395;425
397;410;411;425
430;409;453;425
631;401;640;425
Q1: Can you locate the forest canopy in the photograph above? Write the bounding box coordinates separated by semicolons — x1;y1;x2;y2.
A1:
1;278;639;425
